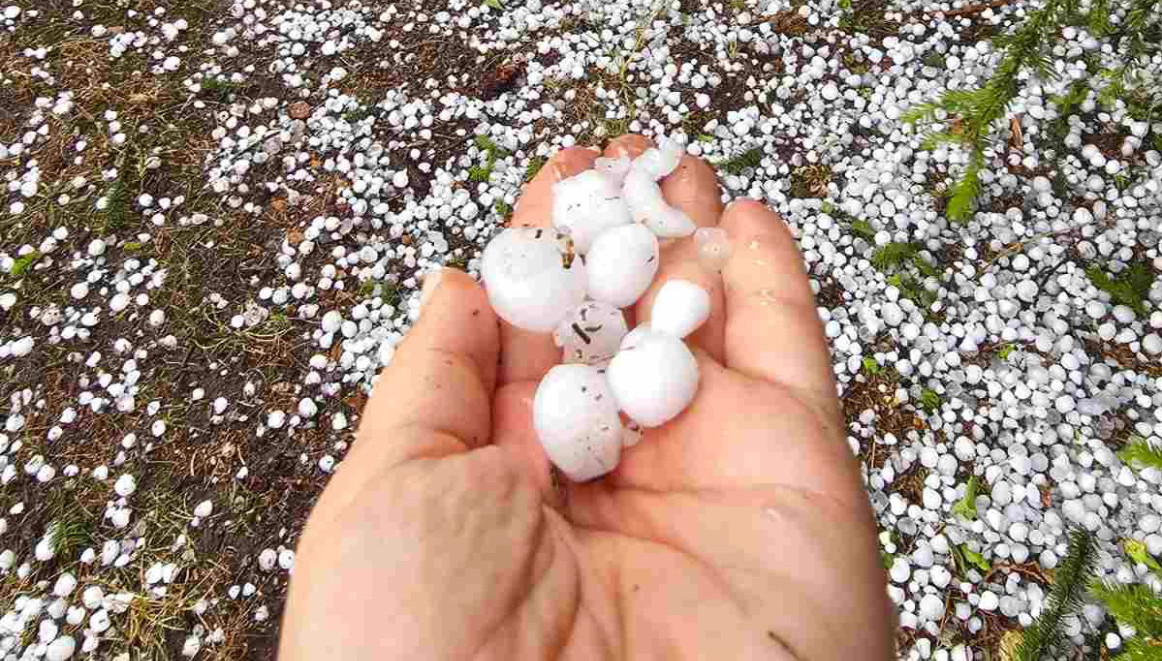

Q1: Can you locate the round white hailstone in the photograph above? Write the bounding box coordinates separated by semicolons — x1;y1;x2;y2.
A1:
392;170;409;188
919;594;945;620
0;550;13;570
182;635;201;658
480;228;587;333
533;365;623;482
53;573;77;596
979;591;999;611
297;398;318;418
36;536;55;561
650;280;711;339
0;292;16;310
258;549;277;571
594;156;631;186
553;301;628;366
109;293;130;312
278;549;295;570
694;227;731;272
267;410;286;429
586;224;659;307
321;310;343;333
331;412;348;430
114;474;136;497
88;239;106;256
148;309;165;326
193;500;213;518
1143;333;1162;355
70;282;88;299
607;328;699;427
151;420;166;437
46;636;76;661
551;170;632;254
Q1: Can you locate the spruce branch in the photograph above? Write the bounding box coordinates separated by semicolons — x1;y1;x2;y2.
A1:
1015;529;1098;661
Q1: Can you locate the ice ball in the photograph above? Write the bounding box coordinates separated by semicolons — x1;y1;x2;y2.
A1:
533;364;623;482
480;228;587;333
650;279;710;339
607;328;699;427
586;223;659;308
551;170;632;254
553;301;628;366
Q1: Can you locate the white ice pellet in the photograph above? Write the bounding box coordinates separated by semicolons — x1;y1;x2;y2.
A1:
480;228;587;333
551;170;632;254
607;328;699;427
553;301;628;366
533;364;623;482
622;140;696;238
593;155;631;186
585;224;658;308
650;280;710;339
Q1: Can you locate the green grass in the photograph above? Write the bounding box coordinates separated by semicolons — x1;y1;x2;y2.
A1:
102;178;129;233
1120;436;1162;471
720;147;763;175
469;135;509;183
1087;261;1155;316
861;356;882;375
998;343;1017;360
871;242;921;271
918;388;941;414
200;77;245;103
850;219;876;242
524;156;546;182
9;250;41;278
494;200;513;219
953;543;991;574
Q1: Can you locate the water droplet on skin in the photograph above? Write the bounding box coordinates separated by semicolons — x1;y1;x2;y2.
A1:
755;288;780;307
748;240;761;251
694;227;730;272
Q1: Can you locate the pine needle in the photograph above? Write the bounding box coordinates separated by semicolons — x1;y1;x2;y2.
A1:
1016;529;1098;661
1120;436;1162;471
1090;582;1162;639
1087;262;1156;316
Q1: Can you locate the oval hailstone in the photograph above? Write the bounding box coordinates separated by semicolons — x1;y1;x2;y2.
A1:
586;224;659;307
533;365;623;481
622;139;696;238
650;280;710;338
481;228;587;333
607;328;699;427
553;301;628;366
551;170;632;254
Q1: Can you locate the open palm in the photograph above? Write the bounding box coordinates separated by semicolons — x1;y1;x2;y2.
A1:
281;136;895;660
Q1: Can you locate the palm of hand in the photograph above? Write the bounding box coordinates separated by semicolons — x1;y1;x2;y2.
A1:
281;136;894;661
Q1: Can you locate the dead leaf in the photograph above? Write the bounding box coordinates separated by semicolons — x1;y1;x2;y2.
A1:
1009;116;1024;151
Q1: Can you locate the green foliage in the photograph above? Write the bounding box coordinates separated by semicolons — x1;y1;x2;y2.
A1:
494;200;513;219
861;356;882;375
1124;539;1162;578
951;476;981;520
200;77;243;102
122;241;144;251
103;178;128;232
9;250;41;277
1120;436;1162;471
905;0;1071;221
871;242;920;271
888;273;939;309
483;0;504;9
524;155;546;182
696;133;715;143
1015;530;1098;661
1090;582;1162;639
469;135;508;183
918;388;942;413
998;343;1017;360
720;147;763;175
1087;262;1156;316
850;219;876;241
953;543;991;574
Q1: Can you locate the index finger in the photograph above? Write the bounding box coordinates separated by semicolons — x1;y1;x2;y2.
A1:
719;200;837;407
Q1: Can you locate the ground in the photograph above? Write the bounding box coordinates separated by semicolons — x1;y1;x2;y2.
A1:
1;0;1161;658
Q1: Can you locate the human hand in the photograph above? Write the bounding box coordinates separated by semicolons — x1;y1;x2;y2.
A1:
280;135;895;660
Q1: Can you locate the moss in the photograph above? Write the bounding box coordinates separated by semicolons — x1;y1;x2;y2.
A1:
720;147;763;175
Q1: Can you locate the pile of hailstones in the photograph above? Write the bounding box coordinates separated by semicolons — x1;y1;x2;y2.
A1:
481;138;729;481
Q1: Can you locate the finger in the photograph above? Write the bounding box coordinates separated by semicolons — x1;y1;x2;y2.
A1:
352;269;500;467
603;133;653;160
634;155;726;360
719;200;837;404
499;147;597;385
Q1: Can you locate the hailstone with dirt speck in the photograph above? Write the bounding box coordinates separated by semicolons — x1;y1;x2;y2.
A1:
585;223;659;308
553;301;628;366
650;280;711;339
533;364;623;482
481;228;587;332
551;170;632;254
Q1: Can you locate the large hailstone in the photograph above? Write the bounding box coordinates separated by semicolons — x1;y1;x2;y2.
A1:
586;223;659;307
594;155;631;187
553;301;628;366
480;228;588;333
622;139;696;238
606;328;699;427
650;280;710;338
551;170;632;254
533;364;623;482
